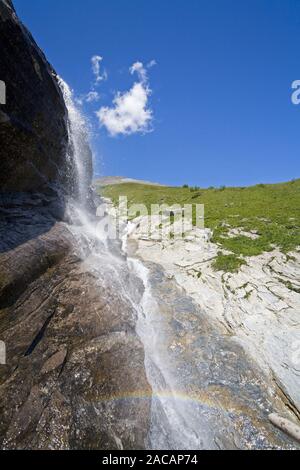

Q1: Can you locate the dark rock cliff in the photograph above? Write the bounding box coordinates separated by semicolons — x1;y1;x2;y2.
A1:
0;0;71;194
0;0;74;302
0;0;150;449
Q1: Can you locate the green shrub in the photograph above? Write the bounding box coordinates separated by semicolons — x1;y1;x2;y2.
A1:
212;253;247;273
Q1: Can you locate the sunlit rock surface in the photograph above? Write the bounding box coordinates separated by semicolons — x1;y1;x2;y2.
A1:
124;213;300;448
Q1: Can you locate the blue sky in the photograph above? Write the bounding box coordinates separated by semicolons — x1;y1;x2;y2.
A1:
14;0;300;187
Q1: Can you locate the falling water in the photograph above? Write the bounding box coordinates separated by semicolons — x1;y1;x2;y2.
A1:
56;75;200;448
58;77;92;208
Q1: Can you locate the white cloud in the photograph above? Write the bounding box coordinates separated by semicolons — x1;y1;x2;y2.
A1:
97;82;152;136
129;59;156;82
96;60;155;137
75;91;100;106
147;59;157;68
91;55;107;83
130;61;147;83
86;91;100;102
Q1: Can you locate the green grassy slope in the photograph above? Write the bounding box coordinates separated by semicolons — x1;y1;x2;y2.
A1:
97;179;300;270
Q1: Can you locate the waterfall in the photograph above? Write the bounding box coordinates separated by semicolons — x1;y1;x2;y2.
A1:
58;77;92;208
55;79;217;449
55;76;284;451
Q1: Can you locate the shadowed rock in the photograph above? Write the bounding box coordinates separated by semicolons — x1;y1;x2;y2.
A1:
0;0;70;194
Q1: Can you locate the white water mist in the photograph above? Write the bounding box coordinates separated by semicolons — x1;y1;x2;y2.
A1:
58;77;92;208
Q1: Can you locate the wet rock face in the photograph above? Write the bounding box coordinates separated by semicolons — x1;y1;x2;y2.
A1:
129;215;300;422
0;0;70;193
0;229;151;449
143;263;298;449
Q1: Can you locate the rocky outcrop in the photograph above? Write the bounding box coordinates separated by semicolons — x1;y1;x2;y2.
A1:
0;0;74;300
135;260;298;449
0;205;151;449
0;236;151;449
0;0;71;194
119;207;300;445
